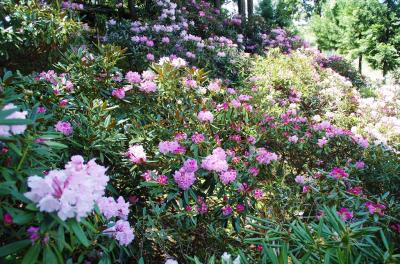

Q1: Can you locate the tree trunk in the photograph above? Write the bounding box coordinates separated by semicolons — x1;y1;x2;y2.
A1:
358;54;362;75
215;0;221;9
127;0;136;18
315;0;322;16
383;62;388;79
247;0;253;18
238;0;246;19
145;0;152;14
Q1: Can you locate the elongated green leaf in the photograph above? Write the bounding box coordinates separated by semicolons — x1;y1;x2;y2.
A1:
69;221;90;247
0;240;31;257
21;243;41;264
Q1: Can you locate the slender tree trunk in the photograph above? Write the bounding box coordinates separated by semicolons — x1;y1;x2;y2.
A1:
238;0;246;19
315;0;322;16
247;0;253;18
145;0;152;14
215;0;221;10
127;0;136;18
383;62;388;81
358;54;362;75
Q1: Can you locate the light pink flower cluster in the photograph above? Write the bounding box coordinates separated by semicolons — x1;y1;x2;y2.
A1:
219;169;237;185
103;220;134;246
125;71;141;83
197;110;214;123
0;104;28;137
127;144;147;164
97;196;129;220
173;159;198;190
191;133;205;144
207;80;221;92
255;148;278;165
55;121;73;136
24;155;109;220
139;81;157;93
159;140;185;154
201;148;229;172
254;189;264;199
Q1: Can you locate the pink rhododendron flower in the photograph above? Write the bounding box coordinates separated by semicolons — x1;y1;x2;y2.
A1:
184;79;197;89
355;161;365;169
162;37;170;44
348;186;362;196
157;175;168;185
236;204;245;213
159;141;182;154
317;137;328;148
338;208;353;221
64;80;74;92
295;175;306;185
112;88;125;99
193;195;207;212
173;168;196;190
288;135;298;143
171;57;187;68
219;169;237;185
55;121;73;136
139;81;157;93
197;110;214;123
249;167;259;176
391;224;400;233
222;205;233;216
127;144;147;164
247;136;256;144
146;53;155;61
207;80;221;92
25;155;109;220
97;196;129;220
174;132;187;141
27;226;40;242
191;132;205;144
183;159;198;173
201;148;229;172
125;71;141;83
352;135;369;148
302;185;311;193
254;189;264;199
256;148;278;165
59;99;68;107
37;106;46;113
141;70;156;81
103;220;134;246
365;201;385;216
0;103;28;137
3;213;12;225
329;167;348;180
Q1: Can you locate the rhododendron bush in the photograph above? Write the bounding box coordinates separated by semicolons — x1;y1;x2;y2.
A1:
1;0;400;263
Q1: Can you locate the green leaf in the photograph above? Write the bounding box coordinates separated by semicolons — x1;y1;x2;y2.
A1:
43;246;57;264
43;141;68;149
0;119;33;125
57;225;65;252
0;240;31;257
21;243;41;264
69;221;90;247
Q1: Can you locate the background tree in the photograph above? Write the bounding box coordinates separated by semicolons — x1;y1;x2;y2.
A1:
258;0;297;28
312;0;400;77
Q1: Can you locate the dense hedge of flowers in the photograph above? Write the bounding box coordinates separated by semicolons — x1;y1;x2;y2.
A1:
0;0;399;263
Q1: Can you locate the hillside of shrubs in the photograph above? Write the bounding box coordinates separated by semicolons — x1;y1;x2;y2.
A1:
0;0;399;263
